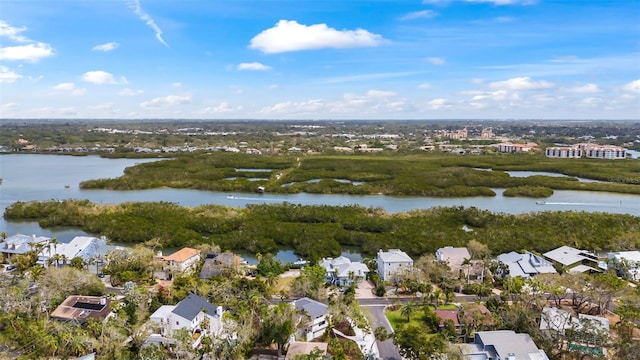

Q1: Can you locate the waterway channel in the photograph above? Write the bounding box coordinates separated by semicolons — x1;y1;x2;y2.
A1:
2;154;639;254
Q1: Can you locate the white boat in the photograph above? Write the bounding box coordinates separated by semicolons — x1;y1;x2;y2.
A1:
536;200;546;205
226;195;235;199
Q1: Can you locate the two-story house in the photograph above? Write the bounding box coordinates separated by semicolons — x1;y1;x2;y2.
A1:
543;246;603;274
319;256;369;287
377;249;413;281
156;247;201;276
149;294;224;342
291;297;329;341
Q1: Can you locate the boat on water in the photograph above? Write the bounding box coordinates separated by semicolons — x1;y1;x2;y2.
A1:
226;195;235;199
536;200;546;205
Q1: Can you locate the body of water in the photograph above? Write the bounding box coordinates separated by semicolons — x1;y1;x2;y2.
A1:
2;154;639;245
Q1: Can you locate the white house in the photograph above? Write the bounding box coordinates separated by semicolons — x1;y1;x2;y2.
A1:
1;234;51;262
608;251;640;280
291;297;329;342
496;251;557;279
319;256;369;287
38;236;107;267
149;294;224;341
540;307;609;336
377;249;413;281
543;246;603;273
156;247;201;273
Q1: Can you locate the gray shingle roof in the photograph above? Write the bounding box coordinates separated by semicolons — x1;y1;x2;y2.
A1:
293;297;328;319
172;294;218;321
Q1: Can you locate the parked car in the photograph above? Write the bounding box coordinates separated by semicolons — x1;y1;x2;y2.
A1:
5;265;17;271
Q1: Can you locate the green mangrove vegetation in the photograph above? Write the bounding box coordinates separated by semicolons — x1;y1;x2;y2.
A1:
502;186;554;198
79;152;640;196
5;199;640;261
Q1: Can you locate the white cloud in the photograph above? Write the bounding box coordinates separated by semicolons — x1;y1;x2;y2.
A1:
0;66;22;83
237;62;272;71
118;88;144;96
488;77;554;90
197;102;241;114
417;83;433;89
92;42;119;52
0;21;54;62
82;70;127;85
88;102;119;112
425;57;446;65
267;84;279;90
367;90;397;97
140;94;192;108
249;20;383;54
0;42;54;62
52;82;87;95
0;21;29;42
427;98;452;109
53;82;75;91
566;83;600;94
171;82;182;88
581;97;602;106
126;0;168;46
400;10;438;20
622;79;640;94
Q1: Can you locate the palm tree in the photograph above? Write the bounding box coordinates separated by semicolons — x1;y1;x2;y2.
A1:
462;258;472;284
400;301;415;322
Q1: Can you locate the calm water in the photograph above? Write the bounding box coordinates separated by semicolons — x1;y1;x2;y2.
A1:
1;154;639;245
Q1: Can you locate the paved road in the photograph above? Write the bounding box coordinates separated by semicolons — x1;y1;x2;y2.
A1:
364;304;402;360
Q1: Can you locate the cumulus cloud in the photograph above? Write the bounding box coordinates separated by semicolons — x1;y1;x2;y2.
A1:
425;57;446;65
126;0;168;46
249;20;383;54
92;42;119;52
488;77;554;90
427;98;452;110
237;62;272;71
82;70;127;85
52;82;87;95
118;88;144;96
622;79;640;94
0;21;54;62
197;102;241;114
0;42;54;62
0;66;22;83
566;83;600;93
400;10;438;20
140;94;192;108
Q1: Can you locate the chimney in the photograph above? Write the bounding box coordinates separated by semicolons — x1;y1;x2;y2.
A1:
216;305;223;317
100;296;107;306
507;353;516;360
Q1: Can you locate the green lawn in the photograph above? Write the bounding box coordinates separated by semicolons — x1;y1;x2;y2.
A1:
385;303;460;330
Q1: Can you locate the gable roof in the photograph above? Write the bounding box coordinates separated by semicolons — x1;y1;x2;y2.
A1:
377;249;413;263
543;246;596;266
172;294;218;321
475;330;548;360
320;257;369;278
436;246;471;266
162;247;200;262
293;297;328;318
435;309;460;327
498;251;557;278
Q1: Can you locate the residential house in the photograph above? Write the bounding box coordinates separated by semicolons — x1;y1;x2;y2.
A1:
50;295;112;324
608;251;640;281
540;307;609;337
435;309;461;332
319;256;369;287
496;251;557;278
291;297;329;341
38;236;107;267
199;252;243;278
156;247;201;274
377;249;413;281
0;234;51;262
285;341;329;360
543;246;603;273
436;246;471;273
149;294;224;340
459;330;549;360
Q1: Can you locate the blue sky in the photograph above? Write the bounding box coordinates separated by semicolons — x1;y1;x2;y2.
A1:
1;0;639;120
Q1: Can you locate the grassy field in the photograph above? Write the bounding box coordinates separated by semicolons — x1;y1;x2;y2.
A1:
385;303;460;330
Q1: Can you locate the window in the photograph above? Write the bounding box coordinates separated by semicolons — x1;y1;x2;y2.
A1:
176;321;179;325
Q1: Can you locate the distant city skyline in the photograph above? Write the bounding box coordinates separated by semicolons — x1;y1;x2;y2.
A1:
1;0;639;120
